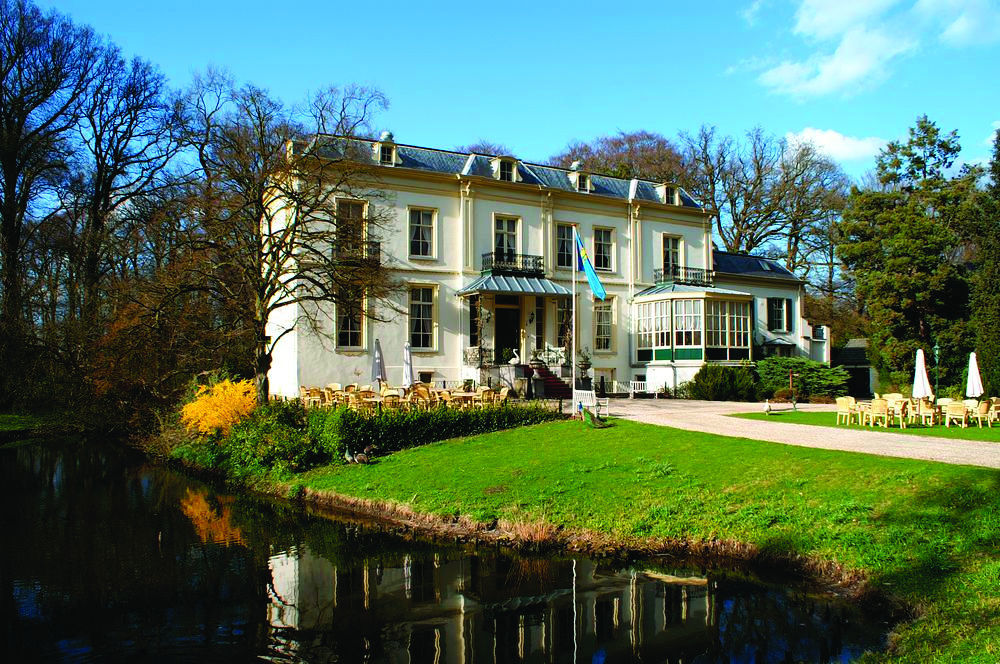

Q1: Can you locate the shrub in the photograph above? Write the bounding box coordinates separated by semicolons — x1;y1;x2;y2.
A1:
313;402;564;461
686;364;759;401
181;379;256;436
755;356;848;399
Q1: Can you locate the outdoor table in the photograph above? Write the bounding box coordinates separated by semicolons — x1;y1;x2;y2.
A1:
449;391;476;407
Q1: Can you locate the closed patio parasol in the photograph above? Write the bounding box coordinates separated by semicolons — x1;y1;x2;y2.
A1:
402;341;414;388
912;349;933;399
967;352;984;398
372;338;387;389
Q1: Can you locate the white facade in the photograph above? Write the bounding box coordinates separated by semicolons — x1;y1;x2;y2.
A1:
267;136;828;397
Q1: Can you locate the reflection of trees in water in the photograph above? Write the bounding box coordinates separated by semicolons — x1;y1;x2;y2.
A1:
179;488;246;546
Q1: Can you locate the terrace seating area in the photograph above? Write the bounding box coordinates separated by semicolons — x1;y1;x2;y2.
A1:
835;394;1000;430
295;382;513;413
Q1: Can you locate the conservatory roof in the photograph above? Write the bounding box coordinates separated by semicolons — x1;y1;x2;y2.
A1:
633;283;752;299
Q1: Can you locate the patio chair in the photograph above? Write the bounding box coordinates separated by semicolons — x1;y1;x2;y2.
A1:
963;399;979;411
944;403;968;428
475;389;495;408
345;383;359;393
327;382;342;392
972;400;992;428
305;387;323;409
884;393;904;402
835;397;856;425
936;397;953;407
990;398;1000;425
865;399;889;428
496;387;511;406
890;400;908;429
916;399;939;426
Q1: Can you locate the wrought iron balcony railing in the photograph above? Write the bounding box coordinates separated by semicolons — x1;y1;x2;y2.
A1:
332;240;380;265
652;264;714;287
481;252;544;276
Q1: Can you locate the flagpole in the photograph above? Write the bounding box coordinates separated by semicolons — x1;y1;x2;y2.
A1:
572;227;577;413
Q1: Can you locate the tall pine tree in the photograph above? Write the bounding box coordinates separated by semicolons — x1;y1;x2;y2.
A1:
971;129;1000;394
837;116;975;391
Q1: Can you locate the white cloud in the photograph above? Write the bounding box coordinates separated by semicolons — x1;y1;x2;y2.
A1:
742;0;765;26
794;0;903;39
914;0;1000;45
786;127;888;161
986;120;1000;147
759;27;915;97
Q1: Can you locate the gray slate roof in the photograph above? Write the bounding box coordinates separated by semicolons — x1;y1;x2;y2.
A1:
457;274;571;297
307;135;703;209
712;250;800;281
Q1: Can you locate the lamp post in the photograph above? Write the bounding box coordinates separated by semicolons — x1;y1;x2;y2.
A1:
933;342;940;399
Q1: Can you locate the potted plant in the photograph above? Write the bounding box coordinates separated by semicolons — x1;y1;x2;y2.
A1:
577;346;592;372
529;349;546;370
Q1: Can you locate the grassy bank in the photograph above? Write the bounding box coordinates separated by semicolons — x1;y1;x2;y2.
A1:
281;418;999;662
733;410;1000;442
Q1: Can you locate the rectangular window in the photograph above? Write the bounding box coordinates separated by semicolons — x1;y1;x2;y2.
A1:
767;297;793;332
409;209;433;257
594;298;613;351
499;160;513;181
706;300;751;360
409;287;434;349
469;295;480;347
379;144;394;165
594;228;613;271
663;236;680;277
673;299;702;347
556;224;574;268
577;174;589;192
335;200;365;254
535;298;545;352
495;216;517;259
635;301;670;361
337;290;363;348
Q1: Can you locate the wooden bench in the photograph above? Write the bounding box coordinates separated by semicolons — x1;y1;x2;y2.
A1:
574;389;610;417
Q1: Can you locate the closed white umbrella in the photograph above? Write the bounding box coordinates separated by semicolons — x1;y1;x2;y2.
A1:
371;338;387;389
912;348;933;399
402;341;414;388
967;352;984;398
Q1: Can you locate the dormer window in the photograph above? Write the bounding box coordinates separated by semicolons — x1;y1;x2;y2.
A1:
498;160;514;182
577;174;590;192
664;186;677;205
379;144;394;165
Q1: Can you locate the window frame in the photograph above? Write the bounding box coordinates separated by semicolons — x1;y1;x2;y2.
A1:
593;227;614;272
407;207;435;259
408;285;437;351
577;173;589;192
498;160;514;182
593;296;615;353
766;297;793;333
662;234;681;276
379;144;395;166
335;290;365;351
556;223;574;269
494;215;519;259
673;299;703;348
706;299;751;360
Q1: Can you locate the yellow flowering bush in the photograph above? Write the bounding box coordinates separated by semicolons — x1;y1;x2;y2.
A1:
181;379;256;436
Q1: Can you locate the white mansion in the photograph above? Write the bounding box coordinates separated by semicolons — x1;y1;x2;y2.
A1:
267;132;829;398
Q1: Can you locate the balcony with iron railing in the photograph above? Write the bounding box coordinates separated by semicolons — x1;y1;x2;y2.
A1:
332;240;380;266
481;251;544;276
653;264;714;287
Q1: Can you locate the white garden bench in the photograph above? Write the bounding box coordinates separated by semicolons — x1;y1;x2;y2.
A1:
574;389;610;417
629;380;647;399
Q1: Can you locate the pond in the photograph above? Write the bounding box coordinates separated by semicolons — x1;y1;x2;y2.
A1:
1;436;891;662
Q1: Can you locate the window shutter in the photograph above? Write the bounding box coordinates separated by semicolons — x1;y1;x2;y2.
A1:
785;299;794;333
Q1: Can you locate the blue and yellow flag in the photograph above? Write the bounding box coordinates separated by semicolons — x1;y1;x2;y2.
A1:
574;228;606;300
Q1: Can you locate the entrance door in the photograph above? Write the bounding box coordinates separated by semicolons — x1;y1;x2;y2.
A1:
494;307;521;364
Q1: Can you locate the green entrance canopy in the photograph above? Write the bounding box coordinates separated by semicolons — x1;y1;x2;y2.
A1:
457;274;571;297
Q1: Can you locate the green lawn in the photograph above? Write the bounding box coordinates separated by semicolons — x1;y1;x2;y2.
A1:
294;418;1000;662
732;410;1000;442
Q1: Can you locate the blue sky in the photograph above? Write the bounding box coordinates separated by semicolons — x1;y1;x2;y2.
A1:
43;0;1000;178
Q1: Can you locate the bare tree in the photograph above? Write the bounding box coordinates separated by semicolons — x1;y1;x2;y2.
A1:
548;130;685;181
68;44;181;330
179;73;396;402
455;140;512;156
0;0;98;377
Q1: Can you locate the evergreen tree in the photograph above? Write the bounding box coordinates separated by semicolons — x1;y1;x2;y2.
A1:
837;116;975;390
971;129;1000;394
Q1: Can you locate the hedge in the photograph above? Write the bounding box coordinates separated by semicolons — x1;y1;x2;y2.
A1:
172;400;565;480
686;364;759;401
755;356;848;399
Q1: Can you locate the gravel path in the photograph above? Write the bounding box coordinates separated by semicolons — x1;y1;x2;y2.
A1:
609;398;1000;469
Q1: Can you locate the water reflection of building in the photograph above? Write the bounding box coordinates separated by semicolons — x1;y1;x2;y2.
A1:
266;546;716;662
